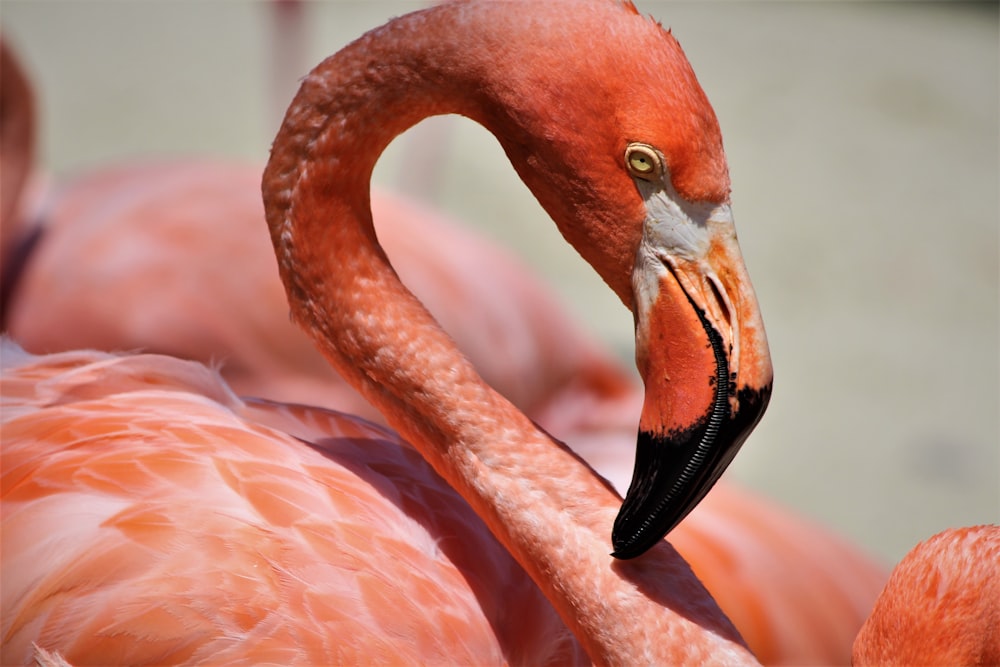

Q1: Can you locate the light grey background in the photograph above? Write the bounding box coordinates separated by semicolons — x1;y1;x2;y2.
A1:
2;1;997;566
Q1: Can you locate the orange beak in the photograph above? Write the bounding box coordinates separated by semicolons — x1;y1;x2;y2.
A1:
612;196;773;559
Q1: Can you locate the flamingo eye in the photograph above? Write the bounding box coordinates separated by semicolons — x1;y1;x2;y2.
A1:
625;143;663;181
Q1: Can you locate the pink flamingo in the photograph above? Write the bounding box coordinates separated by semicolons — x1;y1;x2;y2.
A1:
852;525;1000;666
4;163;885;665
5;159;886;665
278;0;777;655
1;5;888;662
4;0;774;663
0;38;35;249
0;37;40;323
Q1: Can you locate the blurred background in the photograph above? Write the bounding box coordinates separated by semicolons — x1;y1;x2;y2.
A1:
1;0;996;567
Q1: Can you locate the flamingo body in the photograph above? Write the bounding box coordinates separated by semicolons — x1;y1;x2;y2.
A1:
1;344;582;665
853;525;1000;666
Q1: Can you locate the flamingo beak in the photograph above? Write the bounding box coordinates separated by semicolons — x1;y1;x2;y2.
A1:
611;192;773;559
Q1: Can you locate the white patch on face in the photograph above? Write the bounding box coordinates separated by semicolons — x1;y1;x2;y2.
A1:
630;172;740;377
635;177;732;264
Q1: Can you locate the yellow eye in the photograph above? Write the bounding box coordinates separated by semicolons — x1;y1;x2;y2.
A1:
625;143;663;181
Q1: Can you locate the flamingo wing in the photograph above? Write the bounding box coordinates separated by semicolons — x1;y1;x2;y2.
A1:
1;343;582;666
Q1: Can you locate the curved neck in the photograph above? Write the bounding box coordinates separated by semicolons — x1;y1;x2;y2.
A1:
262;4;755;663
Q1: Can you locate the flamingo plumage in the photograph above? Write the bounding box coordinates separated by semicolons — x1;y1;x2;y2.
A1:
0;2;896;663
852;525;1000;667
2;343;588;665
2;164;885;663
1;349;887;666
4;0;776;663
3;159;884;665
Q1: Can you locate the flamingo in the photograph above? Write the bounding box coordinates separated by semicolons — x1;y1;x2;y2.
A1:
0;5;890;662
0;37;40;323
4;161;887;665
4;0;775;663
260;0;773;557
852;525;1000;666
2;346;884;667
3;162;885;665
0;38;34;246
265;0;775;657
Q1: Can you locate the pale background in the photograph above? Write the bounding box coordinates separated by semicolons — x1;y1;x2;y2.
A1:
2;1;997;567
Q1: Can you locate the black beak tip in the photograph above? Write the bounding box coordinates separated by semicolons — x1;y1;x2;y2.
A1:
610;384;771;560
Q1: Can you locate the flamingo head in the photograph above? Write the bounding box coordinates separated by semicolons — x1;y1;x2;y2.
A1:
465;1;774;558
610;142;773;559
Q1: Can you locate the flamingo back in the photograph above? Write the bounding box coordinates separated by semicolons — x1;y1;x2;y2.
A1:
1;343;584;666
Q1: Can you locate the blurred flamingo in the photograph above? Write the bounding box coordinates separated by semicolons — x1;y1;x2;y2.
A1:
0;38;35;248
0;37;41;325
5;160;632;430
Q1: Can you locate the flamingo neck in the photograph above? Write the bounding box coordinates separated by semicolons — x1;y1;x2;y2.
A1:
262;3;755;663
0;40;38;328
